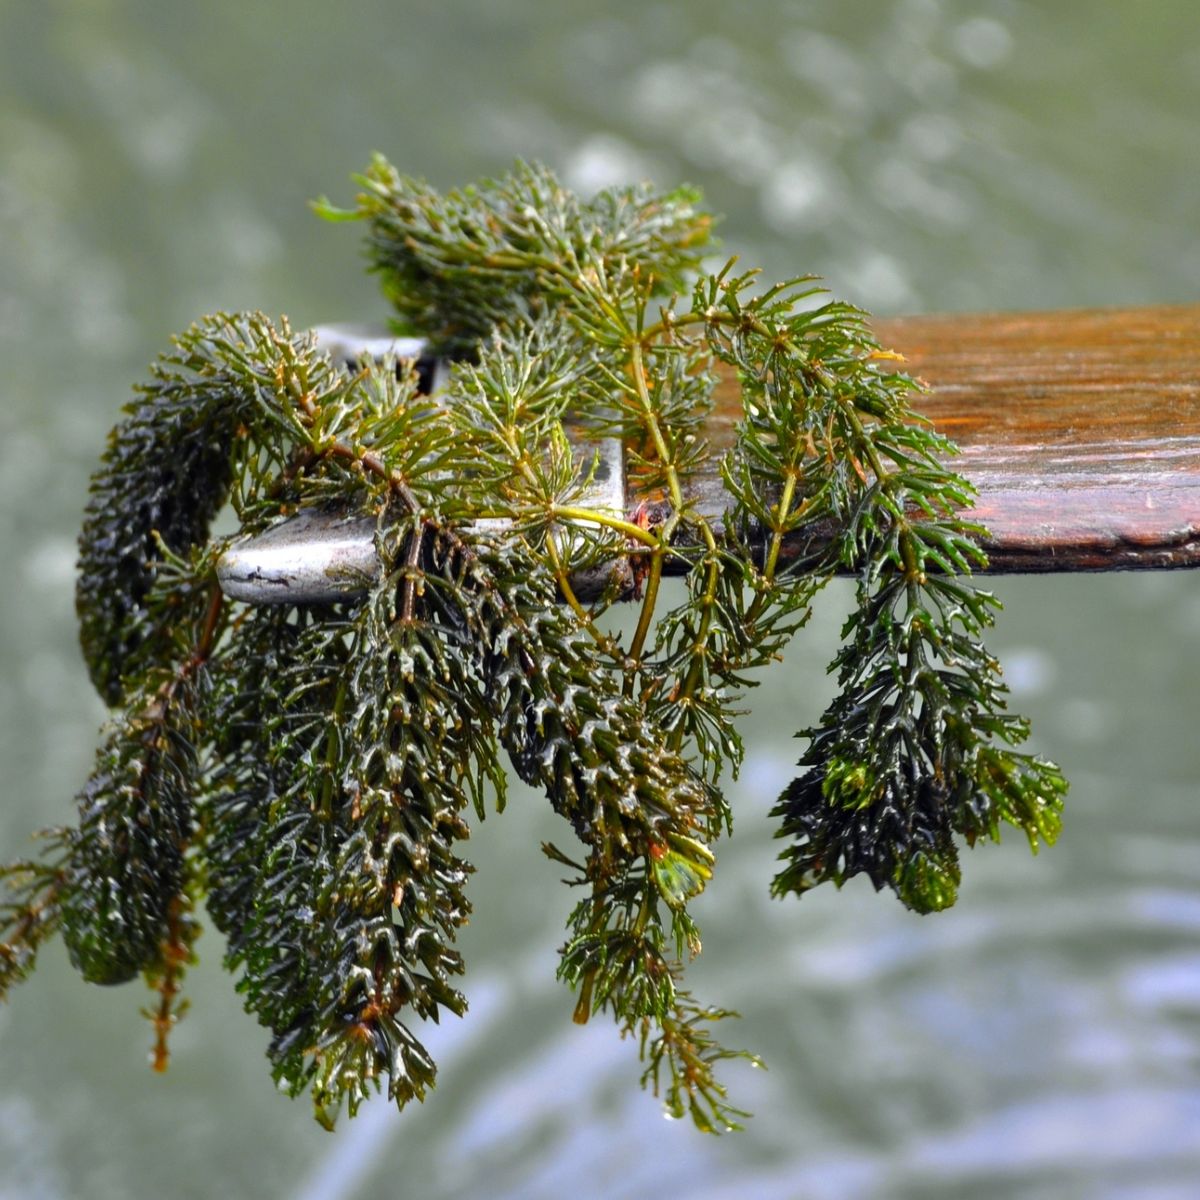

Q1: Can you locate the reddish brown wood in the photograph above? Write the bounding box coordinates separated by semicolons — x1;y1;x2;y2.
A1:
691;304;1200;572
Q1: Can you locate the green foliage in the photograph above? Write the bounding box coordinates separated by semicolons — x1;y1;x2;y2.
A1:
0;160;1066;1131
318;156;711;354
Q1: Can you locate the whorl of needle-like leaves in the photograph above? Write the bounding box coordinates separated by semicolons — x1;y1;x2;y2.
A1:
0;834;69;1000
208;561;485;1126
318;156;712;354
1;161;1068;1135
771;567;1067;912
471;539;721;860
77;374;234;706
60;670;198;983
76;312;346;705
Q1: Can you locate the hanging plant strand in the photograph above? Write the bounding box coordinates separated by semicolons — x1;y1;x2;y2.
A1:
0;160;1066;1132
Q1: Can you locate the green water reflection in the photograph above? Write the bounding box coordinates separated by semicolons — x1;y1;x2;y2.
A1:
2;2;1198;1197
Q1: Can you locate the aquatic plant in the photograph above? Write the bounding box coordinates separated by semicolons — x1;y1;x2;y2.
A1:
0;160;1066;1131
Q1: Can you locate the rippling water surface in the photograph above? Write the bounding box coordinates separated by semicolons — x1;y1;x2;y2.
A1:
2;3;1199;1197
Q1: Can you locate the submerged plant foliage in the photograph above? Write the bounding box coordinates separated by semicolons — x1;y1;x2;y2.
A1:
0;159;1066;1131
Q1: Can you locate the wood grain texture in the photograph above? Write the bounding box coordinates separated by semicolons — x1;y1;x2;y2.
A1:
688;304;1200;573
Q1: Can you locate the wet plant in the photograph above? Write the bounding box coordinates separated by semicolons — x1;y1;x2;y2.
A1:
0;160;1066;1132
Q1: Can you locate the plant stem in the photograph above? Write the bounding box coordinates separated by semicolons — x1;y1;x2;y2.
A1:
834;394;923;581
400;525;424;624
319;671;351;822
543;531;623;660
762;471;798;584
626;545;666;679
624;340;696;685
150;894;190;1073
629;342;685;513
550;506;659;549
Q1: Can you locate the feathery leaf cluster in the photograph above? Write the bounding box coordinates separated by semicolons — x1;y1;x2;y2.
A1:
1;161;1065;1132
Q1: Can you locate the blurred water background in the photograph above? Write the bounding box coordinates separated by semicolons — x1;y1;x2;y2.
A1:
2;2;1199;1197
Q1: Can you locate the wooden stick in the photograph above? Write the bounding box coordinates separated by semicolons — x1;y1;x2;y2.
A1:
871;304;1199;570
